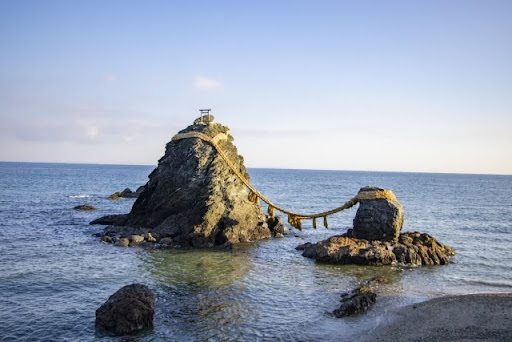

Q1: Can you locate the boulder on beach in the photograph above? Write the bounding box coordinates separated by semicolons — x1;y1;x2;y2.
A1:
95;283;155;336
92;120;272;248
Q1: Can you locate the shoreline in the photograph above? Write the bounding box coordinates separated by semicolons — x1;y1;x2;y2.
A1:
358;293;512;341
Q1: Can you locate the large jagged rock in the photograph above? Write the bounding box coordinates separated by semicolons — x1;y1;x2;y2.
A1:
96;121;271;248
352;186;404;242
95;284;155;336
299;232;455;266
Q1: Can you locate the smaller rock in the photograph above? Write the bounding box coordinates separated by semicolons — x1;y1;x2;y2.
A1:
145;233;157;243
120;188;133;197
95;283;155;336
116;238;130;247
74;205;96;211
130;235;144;244
334;285;377;318
90;214;128;226
109;188;142;200
352;186;404;242
159;237;173;246
275;233;284;238
267;216;287;236
295;242;313;251
101;236;113;243
109;193;121;200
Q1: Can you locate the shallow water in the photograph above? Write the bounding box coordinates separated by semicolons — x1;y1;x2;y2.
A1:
0;162;511;341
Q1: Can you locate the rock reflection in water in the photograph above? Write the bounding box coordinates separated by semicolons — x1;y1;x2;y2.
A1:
138;247;254;340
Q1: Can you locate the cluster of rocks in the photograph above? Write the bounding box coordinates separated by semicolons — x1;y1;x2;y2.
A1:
109;186;145;200
93;215;287;249
297;187;454;266
297;232;454;266
96;283;155;336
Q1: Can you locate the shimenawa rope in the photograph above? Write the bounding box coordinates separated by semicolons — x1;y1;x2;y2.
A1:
172;131;396;230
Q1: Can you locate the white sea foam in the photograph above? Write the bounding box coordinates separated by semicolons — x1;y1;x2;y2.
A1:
68;195;93;199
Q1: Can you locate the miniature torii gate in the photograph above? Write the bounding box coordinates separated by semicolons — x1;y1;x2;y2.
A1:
199;109;212;125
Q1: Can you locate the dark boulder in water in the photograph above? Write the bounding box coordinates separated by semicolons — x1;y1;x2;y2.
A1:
334;286;376;318
352;186;404;242
333;276;387;318
95;283;155;336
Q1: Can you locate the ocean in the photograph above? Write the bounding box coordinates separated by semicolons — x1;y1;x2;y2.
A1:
0;162;511;341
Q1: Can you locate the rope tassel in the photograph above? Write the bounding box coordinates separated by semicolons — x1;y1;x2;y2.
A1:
312;217;317;229
248;190;259;204
267;205;275;217
323;216;328;229
287;214;302;231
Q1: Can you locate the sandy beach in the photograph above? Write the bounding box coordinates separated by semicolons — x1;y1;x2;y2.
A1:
359;293;512;342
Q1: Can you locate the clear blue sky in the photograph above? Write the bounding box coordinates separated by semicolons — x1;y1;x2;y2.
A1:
1;0;510;174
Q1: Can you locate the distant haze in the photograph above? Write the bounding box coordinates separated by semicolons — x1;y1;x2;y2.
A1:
1;0;511;175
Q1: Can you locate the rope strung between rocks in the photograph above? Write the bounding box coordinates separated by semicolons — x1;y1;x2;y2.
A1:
172;131;397;230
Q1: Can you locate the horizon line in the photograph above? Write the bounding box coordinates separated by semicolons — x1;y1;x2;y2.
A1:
0;160;510;177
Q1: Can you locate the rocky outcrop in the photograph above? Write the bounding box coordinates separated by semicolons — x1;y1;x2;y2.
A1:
91;214;128;226
266;216;288;238
300;232;454;266
351;186;403;242
95;284;155;336
109;186;145;200
300;187;454;266
92;121;272;248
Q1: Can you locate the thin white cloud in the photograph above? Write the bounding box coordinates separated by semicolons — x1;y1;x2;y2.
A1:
103;75;117;84
194;76;222;90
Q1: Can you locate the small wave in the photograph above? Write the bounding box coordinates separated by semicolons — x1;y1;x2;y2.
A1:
463;279;512;289
68;195;92;199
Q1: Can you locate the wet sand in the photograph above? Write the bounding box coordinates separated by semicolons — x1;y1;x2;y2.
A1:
359;293;512;342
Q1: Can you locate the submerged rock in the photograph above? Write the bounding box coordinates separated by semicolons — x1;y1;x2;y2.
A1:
301;232;454;266
95;283;155;336
334;285;376;318
74;204;95;211
333;276;387;318
92;120;271;248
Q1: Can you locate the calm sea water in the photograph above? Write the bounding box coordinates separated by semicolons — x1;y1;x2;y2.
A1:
0;162;511;341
